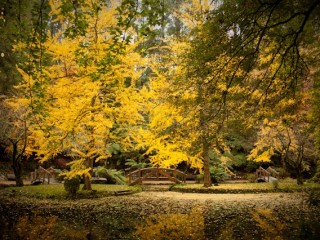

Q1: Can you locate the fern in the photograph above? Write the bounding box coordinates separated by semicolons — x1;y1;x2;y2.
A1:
125;159;150;169
106;169;126;185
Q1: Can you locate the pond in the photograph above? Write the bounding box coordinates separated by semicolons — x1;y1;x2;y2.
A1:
0;192;319;239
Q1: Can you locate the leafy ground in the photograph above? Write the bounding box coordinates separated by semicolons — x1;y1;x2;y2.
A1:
0;182;319;239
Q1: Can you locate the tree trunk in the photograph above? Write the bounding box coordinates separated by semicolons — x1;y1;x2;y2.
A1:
82;96;97;191
83;158;93;190
296;148;304;185
83;175;92;190
12;142;24;187
203;142;212;188
296;171;303;185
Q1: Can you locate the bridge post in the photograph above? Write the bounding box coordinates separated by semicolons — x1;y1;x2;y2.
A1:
156;167;159;180
128;173;131;185
173;169;177;183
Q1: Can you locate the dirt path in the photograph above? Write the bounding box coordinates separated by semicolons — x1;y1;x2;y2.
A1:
0;180;32;186
135;191;285;201
128;191;306;208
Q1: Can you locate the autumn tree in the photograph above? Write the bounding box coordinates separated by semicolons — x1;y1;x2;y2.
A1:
0;97;30;186
249;117;316;185
210;0;320;145
15;0;148;190
210;0;320;93
144;0;320;187
161;0;320;185
145;1;245;187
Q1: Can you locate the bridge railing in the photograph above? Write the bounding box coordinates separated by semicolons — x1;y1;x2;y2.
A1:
127;167;186;185
30;166;55;184
266;167;280;178
255;166;270;182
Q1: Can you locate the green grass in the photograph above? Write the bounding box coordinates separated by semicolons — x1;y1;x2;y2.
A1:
2;179;319;197
2;184;141;199
171;178;320;193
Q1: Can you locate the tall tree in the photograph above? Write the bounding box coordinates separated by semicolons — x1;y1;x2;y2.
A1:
15;0;148;190
0;0;52;185
249;117;316;185
146;1;241;187
0;97;30;186
210;0;320;92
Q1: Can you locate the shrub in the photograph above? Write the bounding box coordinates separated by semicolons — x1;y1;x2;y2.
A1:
311;173;320;183
246;173;257;183
275;167;290;179
64;177;80;196
196;174;203;183
93;167;126;184
106;169;126;185
305;189;320;207
210;165;226;183
94;166;108;178
272;180;279;190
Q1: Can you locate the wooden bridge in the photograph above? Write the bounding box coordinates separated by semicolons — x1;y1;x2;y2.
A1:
30;166;56;184
127;167;187;186
255;166;279;182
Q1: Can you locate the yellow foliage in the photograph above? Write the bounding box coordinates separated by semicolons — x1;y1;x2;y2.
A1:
17;214;91;240
134;206;205;240
17;215;58;240
249;118;302;163
252;208;285;240
254;149;274;162
144;26;247;173
13;2;147;180
62;159;91;180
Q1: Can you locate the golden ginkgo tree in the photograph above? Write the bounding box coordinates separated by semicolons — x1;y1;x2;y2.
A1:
144;0;247;187
248;117;315;185
15;0;148;190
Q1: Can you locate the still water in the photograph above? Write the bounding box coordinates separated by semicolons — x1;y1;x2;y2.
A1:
0;195;319;239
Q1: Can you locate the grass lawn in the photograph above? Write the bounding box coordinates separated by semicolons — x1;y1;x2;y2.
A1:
2;178;319;198
171;178;320;193
2;184;141;199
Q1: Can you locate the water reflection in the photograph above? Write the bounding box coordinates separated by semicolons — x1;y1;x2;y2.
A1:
1;204;319;239
134;206;205;240
251;208;285;240
17;215;58;240
16;215;95;240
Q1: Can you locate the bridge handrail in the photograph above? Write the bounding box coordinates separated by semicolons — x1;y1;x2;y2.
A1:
128;167;186;176
31;166;54;184
126;167;186;185
255;166;270;182
266;167;279;178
